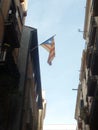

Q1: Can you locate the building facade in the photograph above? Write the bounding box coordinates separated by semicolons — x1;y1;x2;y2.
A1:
0;1;45;130
75;0;98;130
0;0;27;43
18;26;43;130
0;0;27;129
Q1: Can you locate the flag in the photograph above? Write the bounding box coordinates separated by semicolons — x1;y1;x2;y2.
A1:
40;36;55;65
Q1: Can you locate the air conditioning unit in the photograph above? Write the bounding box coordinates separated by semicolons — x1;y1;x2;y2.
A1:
94;16;98;26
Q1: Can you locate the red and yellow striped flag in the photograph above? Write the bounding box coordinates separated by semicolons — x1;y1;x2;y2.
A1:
40;36;55;65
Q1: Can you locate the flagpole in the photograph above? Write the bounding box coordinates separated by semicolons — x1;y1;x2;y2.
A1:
30;45;39;52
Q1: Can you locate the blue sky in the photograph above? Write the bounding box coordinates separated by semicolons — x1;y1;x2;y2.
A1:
26;0;86;125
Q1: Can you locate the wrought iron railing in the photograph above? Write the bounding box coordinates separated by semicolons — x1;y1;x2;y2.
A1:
0;46;7;62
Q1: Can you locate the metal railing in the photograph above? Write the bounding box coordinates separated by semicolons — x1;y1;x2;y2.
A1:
0;47;6;62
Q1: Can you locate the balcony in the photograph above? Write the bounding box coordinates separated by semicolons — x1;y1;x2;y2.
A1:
92;0;98;16
86;46;93;68
0;44;20;93
89;94;98;129
88;17;96;47
94;29;98;51
87;75;98;97
90;51;98;75
0;46;7;64
4;14;21;48
80;105;89;124
78;117;82;129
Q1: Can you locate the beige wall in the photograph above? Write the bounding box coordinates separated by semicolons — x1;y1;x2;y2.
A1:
1;0;11;19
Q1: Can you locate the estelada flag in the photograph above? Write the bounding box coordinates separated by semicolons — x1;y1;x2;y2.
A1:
40;35;55;65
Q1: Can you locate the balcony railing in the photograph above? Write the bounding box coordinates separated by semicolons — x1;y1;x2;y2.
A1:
94;29;98;51
4;14;21;47
0;49;6;62
86;46;93;68
89;92;98;129
92;0;98;16
90;51;98;75
0;44;9;64
88;17;97;47
87;75;98;97
0;44;20;90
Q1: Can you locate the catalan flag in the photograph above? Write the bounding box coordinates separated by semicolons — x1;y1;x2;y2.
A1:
40;35;55;65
